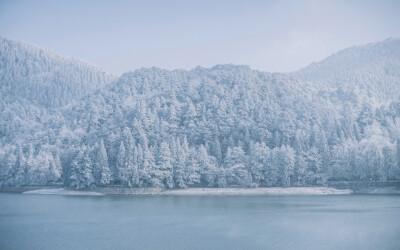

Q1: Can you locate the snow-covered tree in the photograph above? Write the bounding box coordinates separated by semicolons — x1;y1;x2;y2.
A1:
185;147;201;186
97;140;112;185
70;145;95;189
156;142;174;189
224;146;251;187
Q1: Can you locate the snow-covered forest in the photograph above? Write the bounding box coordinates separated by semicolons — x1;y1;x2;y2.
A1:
1;37;400;189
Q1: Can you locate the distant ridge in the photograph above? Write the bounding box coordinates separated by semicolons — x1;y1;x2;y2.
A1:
0;37;116;107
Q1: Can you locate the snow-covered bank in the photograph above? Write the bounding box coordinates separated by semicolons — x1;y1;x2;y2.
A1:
19;187;400;196
23;188;104;196
19;187;352;196
161;187;353;196
94;187;162;195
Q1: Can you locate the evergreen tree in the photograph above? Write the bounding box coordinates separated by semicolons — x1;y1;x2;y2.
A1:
53;151;62;182
185;147;201;186
48;152;62;184
70;145;95;189
157;142;174;189
224;146;251;186
116;141;127;184
306;147;324;185
98;140;113;185
14;145;26;186
198;145;217;187
211;136;223;165
2;152;16;186
382;145;395;181
174;138;187;188
248;142;269;186
279;146;295;187
142;144;156;187
264;149;279;187
294;152;308;186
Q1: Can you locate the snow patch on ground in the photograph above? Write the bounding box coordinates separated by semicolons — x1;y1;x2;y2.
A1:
23;188;104;196
27;187;400;196
161;187;353;196
22;187;354;196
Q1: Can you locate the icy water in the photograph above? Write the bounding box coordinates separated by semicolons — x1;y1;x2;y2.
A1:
0;193;399;250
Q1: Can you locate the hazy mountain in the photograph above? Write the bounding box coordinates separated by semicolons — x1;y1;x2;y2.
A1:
292;38;400;104
0;37;116;108
0;39;399;189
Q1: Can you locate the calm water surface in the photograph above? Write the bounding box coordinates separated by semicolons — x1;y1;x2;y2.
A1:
0;193;399;250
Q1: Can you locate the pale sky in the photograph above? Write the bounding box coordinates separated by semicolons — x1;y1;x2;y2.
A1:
1;0;400;75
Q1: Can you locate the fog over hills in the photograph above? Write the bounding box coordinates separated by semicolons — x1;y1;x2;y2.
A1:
294;39;400;83
292;38;400;103
0;37;116;108
0;37;399;189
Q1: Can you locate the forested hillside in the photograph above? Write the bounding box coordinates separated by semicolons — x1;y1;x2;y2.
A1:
0;37;116;159
292;38;400;103
1;39;399;189
0;37;116;107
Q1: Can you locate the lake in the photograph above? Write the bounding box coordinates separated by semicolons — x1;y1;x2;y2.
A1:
0;193;399;250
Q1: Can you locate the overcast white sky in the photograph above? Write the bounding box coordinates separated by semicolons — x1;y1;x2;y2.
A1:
1;0;400;75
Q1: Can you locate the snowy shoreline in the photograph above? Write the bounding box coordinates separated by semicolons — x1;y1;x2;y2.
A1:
13;186;400;196
161;187;354;195
19;187;355;196
23;188;104;196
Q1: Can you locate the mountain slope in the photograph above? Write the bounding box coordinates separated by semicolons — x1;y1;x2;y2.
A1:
0;39;400;189
0;37;116;107
292;38;400;103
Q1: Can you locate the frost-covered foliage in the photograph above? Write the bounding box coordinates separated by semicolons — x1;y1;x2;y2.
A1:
0;37;116;150
0;37;115;107
292;38;400;103
1;38;400;189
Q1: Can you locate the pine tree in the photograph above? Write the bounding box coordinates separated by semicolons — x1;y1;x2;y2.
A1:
211;136;223;165
157;142;174;188
279;146;295;187
137;144;149;187
131;145;139;186
184;98;197;129
25;144;35;185
81;148;95;188
264;148;279;187
294;152;308;186
121;127;139;186
14;145;26;186
198;144;217;187
142;144;157;187
116;141;127;184
174;138;187;188
98;140;113;185
216;167;227;188
224;146;251;186
54;151;62;182
70;150;84;189
70;145;94;189
306;147;324;185
48;152;62;184
185;147;201;186
3;152;16;186
249;142;269;186
382;145;394;182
